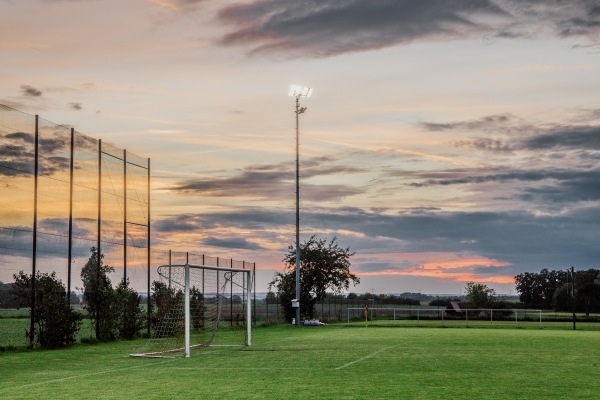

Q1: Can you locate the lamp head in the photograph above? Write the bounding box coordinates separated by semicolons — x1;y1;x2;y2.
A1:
289;85;313;98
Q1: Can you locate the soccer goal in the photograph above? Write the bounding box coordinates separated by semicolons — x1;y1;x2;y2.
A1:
131;264;253;358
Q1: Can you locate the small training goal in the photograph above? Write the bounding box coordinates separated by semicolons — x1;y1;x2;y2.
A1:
131;264;252;358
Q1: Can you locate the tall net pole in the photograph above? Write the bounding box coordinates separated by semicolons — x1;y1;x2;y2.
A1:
295;95;301;326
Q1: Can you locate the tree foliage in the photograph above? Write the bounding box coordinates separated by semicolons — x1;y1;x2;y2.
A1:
80;247;119;340
515;269;567;309
464;282;496;309
552;269;600;314
150;280;183;336
190;286;205;331
12;271;81;349
347;292;420;305
80;247;145;340
270;236;359;321
115;278;146;340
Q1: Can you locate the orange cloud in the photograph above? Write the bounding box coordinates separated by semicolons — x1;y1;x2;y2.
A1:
355;253;514;285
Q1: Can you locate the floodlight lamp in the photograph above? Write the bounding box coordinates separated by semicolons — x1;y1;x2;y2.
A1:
289;85;313;98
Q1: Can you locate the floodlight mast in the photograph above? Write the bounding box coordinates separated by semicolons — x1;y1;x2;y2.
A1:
289;84;312;326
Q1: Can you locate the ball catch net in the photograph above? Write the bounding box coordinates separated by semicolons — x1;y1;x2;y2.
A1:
130;264;252;358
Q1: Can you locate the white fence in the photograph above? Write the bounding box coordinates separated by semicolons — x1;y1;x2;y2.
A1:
347;308;543;327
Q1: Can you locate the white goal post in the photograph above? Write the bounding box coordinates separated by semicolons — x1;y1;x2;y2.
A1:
131;263;253;358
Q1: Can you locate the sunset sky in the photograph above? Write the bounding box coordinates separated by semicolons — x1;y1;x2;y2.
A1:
2;0;600;295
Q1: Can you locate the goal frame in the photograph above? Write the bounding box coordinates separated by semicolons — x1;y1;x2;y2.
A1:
181;263;253;357
132;263;253;358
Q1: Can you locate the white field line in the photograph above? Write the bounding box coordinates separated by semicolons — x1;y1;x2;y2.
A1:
335;344;402;370
0;358;177;392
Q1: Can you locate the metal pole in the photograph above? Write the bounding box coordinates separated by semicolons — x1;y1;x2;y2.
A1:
253;263;256;326
123;149;127;282
146;158;151;337
230;258;233;327
97;139;102;339
246;268;252;346
67;128;74;302
184;263;190;358
30;115;39;346
168;249;172;290
295;95;301;326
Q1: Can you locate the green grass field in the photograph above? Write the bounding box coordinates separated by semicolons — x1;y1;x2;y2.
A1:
1;324;600;399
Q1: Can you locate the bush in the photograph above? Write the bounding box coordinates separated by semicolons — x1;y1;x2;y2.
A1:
12;271;82;349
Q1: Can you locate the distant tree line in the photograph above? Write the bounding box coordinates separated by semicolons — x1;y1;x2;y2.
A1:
346;292;421;306
515;268;600;314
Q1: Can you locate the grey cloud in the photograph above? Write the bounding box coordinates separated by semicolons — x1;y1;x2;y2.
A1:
452;138;515;153
171;159;364;202
218;0;508;57
423;113;600;154
154;214;205;233
0;129;94;177
154;209;287;234
203;236;265;251
155;205;600;274
21;85;42;97
408;169;594;187
517;173;600;204
0;131;35;176
521;126;600;150
217;0;600;57
408;167;600;206
303;207;600;269
421;114;517;132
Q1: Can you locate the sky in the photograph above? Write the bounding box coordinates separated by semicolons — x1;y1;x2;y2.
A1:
1;0;600;295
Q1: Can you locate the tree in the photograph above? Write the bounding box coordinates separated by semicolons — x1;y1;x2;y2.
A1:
553;269;600;314
464;282;496;309
12;271;81;349
115;278;146;340
270;236;360;321
515;269;567;308
79;247;118;340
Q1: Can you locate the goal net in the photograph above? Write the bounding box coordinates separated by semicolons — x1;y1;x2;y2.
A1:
131;264;252;358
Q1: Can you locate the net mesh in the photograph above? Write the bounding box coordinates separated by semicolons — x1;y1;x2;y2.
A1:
132;265;250;357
